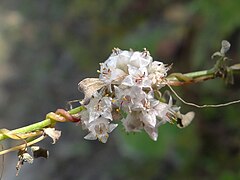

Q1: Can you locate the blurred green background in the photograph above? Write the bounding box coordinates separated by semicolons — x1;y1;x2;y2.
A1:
0;0;239;179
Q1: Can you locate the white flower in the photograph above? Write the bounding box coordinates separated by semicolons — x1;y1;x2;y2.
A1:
122;65;152;87
148;61;169;87
138;91;180;140
148;61;168;75
140;109;157;128
86;96;113;123
138;90;160;127
129;86;148;110
113;86;132;112
79;109;89;129
99;49;133;84
122;111;143;132
84;117;118;143
114;86;147;112
154;96;180;125
128;50;152;68
115;50;133;72
99;60;126;84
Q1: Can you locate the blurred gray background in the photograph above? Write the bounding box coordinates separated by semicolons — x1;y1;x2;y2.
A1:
0;1;239;179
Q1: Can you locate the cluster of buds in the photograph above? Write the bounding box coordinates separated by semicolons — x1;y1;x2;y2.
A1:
78;48;194;143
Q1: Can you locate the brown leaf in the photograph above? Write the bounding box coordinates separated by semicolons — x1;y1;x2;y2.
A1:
78;78;106;105
16;150;33;176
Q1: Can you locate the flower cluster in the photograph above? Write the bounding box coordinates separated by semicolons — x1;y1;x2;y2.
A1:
78;48;194;143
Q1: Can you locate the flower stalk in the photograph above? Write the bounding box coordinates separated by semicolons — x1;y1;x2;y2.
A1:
0;40;240;154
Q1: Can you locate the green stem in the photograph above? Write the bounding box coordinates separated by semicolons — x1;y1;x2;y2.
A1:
167;63;240;85
0;106;83;142
166;68;216;85
180;69;215;78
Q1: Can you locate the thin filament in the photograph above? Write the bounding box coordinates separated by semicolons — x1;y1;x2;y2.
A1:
167;84;240;108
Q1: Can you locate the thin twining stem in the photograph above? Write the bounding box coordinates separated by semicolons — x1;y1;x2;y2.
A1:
167;84;240;108
0;106;83;142
0;135;46;156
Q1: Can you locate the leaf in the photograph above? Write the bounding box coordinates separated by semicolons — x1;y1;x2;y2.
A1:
16;150;33;176
0;128;42;140
0;129;24;140
44;128;61;144
78;78;106;105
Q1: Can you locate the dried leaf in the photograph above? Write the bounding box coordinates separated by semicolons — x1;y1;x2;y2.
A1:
44;128;61;144
78;78;106;105
0;128;42;140
31;146;49;159
0;129;23;140
220;40;231;54
177;111;195;128
16;150;33;176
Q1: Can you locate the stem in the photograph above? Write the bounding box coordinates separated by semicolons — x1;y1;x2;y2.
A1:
166;68;216;86
0;106;83;142
0;135;46;155
179;69;214;79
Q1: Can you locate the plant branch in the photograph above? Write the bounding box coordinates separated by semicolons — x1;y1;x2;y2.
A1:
0;106;83;142
0;63;239;144
167;62;240;86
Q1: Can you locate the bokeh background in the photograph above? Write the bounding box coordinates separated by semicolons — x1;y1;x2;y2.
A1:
0;1;240;179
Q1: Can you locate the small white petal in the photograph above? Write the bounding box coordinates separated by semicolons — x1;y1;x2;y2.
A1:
144;126;158;141
84;132;97;140
141;110;157;128
117;50;132;72
129;51;152;68
108;123;118;133
121;75;134;86
122;111;143;132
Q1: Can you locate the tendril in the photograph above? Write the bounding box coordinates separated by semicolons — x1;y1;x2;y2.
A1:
167;83;240;108
46;109;81;123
